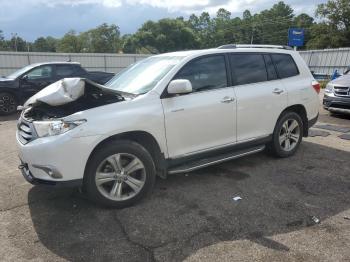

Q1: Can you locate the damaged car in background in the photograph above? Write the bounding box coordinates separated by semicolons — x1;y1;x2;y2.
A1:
0;62;115;115
16;46;319;208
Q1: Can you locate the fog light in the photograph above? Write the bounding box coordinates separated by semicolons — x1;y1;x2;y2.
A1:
32;164;62;179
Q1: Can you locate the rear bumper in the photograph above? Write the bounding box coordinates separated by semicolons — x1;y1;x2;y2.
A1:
323;94;350;114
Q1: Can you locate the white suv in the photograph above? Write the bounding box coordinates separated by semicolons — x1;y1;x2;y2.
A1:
16;45;320;207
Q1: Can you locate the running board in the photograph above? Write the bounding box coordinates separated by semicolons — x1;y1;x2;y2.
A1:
168;145;265;174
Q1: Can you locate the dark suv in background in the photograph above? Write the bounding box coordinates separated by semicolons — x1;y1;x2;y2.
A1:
0;62;114;115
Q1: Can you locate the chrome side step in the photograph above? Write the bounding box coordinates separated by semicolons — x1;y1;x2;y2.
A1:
168;145;265;174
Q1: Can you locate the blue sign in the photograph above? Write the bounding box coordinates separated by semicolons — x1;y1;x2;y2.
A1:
288;28;304;47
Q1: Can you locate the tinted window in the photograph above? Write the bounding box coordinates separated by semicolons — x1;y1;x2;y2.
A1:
27;66;52;80
175;55;227;92
264;54;278;80
56;65;75;77
230;54;267;85
271;54;299;78
74;65;86;74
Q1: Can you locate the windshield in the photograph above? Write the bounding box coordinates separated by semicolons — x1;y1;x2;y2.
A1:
105;56;184;94
7;64;35;79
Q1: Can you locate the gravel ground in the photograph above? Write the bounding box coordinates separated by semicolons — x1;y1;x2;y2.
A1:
0;91;349;262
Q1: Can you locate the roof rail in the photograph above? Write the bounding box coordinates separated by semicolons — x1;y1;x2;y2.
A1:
217;44;293;50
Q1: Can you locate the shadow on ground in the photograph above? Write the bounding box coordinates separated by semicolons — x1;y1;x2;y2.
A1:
0;112;20;122
8;141;350;261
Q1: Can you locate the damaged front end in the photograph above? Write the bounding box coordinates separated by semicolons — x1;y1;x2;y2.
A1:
22;78;135;121
17;78;135;144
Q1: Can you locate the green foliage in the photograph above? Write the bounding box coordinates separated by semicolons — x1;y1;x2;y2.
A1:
33;37;58;52
1;0;350;53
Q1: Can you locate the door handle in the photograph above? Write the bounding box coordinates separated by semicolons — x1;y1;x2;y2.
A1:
221;97;235;103
272;88;284;94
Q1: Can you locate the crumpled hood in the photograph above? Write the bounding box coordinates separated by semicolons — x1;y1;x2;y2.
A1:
330;74;350;86
24;77;136;108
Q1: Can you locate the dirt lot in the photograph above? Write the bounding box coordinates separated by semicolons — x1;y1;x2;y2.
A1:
1;92;350;262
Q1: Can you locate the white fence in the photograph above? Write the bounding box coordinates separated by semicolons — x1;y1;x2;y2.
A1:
0;51;150;76
299;48;350;75
1;49;350;77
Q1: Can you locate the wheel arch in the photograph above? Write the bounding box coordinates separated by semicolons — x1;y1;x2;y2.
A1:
85;130;167;180
279;104;308;137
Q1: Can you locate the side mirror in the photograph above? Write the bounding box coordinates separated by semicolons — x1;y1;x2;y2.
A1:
168;79;192;95
22;75;28;81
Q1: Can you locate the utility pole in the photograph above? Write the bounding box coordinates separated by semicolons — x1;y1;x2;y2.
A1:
250;25;254;44
11;33;18;52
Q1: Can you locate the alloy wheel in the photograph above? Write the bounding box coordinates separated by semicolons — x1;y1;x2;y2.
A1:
95;153;146;201
0;94;16;113
278;119;300;152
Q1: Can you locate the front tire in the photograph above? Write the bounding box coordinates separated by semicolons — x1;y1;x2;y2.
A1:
0;92;18;115
268;111;303;158
84;140;156;208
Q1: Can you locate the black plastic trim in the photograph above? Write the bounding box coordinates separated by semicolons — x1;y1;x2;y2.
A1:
167;135;272;168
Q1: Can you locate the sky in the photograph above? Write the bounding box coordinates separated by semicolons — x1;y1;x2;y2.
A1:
0;0;327;41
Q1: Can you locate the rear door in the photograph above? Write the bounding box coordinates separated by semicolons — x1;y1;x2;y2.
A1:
162;54;237;158
230;53;288;141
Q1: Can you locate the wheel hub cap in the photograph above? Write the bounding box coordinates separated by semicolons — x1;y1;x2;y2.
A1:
95;153;146;201
279;119;300;152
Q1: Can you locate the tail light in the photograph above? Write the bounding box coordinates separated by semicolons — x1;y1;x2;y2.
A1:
312;80;321;94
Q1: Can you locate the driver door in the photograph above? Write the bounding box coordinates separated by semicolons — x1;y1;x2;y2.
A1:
20;65;54;101
161;55;236;158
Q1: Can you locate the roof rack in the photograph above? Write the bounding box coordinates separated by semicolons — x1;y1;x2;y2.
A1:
217;44;293;50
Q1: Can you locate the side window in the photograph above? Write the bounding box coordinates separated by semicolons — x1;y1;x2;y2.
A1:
56;65;75;77
263;54;278;80
26;66;52;80
271;54;299;78
230;54;267;85
72;65;86;75
175;55;227;92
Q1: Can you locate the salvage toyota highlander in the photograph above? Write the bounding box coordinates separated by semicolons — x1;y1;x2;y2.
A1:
16;45;320;208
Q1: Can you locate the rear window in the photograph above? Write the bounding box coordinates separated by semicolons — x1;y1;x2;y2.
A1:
271;54;299;78
56;65;75;77
230;54;267;85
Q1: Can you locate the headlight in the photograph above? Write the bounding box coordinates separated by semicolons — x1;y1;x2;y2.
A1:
325;84;334;94
33;119;86;137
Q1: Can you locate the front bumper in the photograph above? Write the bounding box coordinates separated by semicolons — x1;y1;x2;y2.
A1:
18;162;82;187
16;130;101;184
323;93;350;114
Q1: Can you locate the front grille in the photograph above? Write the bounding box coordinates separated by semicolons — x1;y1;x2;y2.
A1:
334;86;350;97
17;118;36;144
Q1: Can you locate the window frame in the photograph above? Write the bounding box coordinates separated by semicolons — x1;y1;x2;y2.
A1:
161;54;232;99
270;53;300;79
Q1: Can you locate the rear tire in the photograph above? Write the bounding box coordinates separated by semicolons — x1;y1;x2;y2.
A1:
268;111;303;158
0;92;18;115
84;140;156;208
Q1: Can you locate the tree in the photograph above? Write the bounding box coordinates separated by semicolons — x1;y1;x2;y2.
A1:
125;18;199;53
80;23;121;53
57;30;83;53
315;0;350;46
253;2;294;45
33;36;57;52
